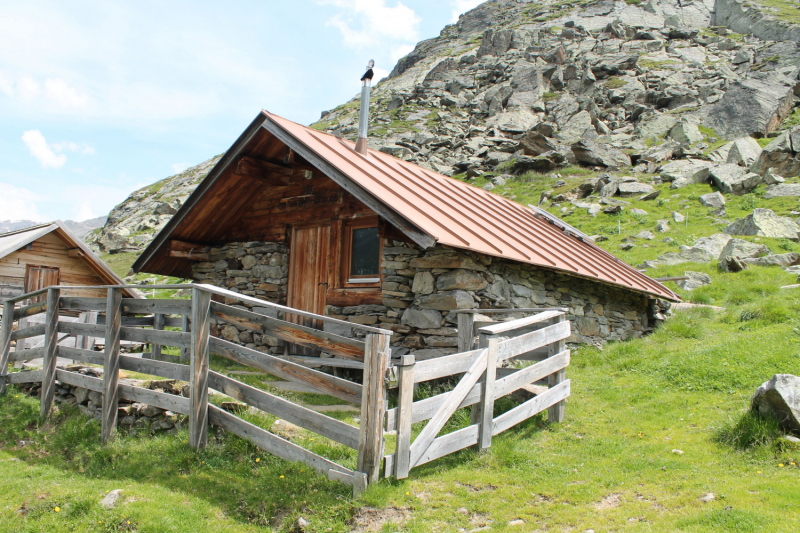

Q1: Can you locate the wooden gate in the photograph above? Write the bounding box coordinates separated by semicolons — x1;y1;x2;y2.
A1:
385;310;571;479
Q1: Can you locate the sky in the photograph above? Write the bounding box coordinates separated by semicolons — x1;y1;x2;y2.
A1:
0;0;485;222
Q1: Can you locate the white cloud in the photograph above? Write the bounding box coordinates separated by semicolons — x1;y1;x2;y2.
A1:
17;76;41;100
52;141;95;155
22;130;67;169
450;0;484;23
171;163;190;173
74;201;96;221
0;182;45;221
390;43;414;63
319;0;420;48
43;78;89;108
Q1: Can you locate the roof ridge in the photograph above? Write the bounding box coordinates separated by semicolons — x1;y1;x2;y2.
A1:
0;221;58;239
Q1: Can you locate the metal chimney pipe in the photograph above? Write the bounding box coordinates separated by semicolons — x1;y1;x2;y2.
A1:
355;59;375;155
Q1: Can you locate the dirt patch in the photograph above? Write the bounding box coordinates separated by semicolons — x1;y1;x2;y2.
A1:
595;493;622;510
349;506;411;533
469;513;492;527
456;482;497;492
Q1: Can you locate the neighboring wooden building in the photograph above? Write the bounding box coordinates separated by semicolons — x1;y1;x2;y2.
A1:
132;111;679;362
0;222;142;308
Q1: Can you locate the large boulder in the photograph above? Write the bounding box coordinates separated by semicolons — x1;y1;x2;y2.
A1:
699;192;726;208
692;234;732;259
743;252;800;268
571;139;631;168
617;181;655;197
750;126;800;177
717;238;771;265
763;184;800;199
752;374;800;432
667;121;704;146
709;164;762;195
676;271;712;291
725;209;800;240
706;71;799;139
659;159;712;183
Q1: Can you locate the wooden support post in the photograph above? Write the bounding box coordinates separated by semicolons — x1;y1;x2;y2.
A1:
457;313;475;353
189;288;211;449
357;332;390;485
40;288;60;419
477;337;498;449
394;354;415;479
469;331;493;427
102;288;123;443
152;313;165;361
0;301;14;395
180;314;190;363
547;314;567;424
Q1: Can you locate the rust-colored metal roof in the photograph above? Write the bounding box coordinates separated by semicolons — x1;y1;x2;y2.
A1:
265;111;679;301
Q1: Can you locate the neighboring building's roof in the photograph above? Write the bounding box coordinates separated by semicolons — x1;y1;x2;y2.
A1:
133;110;680;301
0;222;144;299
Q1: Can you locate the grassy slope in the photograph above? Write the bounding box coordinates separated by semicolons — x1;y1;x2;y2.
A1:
2;173;800;531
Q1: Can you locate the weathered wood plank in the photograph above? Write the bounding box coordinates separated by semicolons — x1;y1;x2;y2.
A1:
119;356;190;381
409;348;488;468
151;313;165;361
102;288;122;443
415;423;479;468
55;369;103;392
180;314;190;363
477;311;563;336
8;347;45;362
59;297;106;312
198;284;391;335
121;299;191;316
495;380;570;434
548;315;567;424
394;354;415;479
496;321;570;361
210;301;365;360
413;348;485;384
384;351;570;431
10;323;45;341
477;338;498;450
57;346;104;365
40;288;60;419
0;301;14;393
13;301;47;320
58;321;104;337
7;370;43;384
357;333;390;483
190;288;211;449
207;371;359;449
457;313;474;353
208;405;356;483
118;383;190;414
282;355;364;370
209;337;362;405
121;327;191;349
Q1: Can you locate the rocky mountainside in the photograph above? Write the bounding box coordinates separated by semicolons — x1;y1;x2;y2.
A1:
0;217;106;239
89;0;800;259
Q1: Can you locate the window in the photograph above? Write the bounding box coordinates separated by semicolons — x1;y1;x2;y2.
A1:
343;221;381;286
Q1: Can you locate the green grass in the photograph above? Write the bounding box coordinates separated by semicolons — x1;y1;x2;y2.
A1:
756;0;800;25
99;253;140;278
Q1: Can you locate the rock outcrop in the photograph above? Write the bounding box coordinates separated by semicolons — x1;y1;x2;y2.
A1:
752;374;800;432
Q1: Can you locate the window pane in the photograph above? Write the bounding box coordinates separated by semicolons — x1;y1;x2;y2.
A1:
350;227;380;277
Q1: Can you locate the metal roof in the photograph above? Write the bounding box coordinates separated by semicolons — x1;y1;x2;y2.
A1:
0;222;144;299
264;112;680;301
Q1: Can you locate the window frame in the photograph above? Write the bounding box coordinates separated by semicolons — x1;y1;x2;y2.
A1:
341;218;382;288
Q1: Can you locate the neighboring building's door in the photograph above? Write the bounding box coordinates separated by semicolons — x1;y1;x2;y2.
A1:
288;224;330;346
24;265;60;303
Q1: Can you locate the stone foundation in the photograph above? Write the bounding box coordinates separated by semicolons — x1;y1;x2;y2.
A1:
188;239;658;359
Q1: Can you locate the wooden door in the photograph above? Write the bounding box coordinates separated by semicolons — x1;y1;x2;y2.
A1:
288;224;330;336
24;265;60;303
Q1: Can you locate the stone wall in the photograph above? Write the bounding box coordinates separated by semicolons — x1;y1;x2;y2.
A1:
191;241;290;355
188;239;655;359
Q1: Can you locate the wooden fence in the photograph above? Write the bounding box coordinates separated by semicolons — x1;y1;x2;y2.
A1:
0;285;571;494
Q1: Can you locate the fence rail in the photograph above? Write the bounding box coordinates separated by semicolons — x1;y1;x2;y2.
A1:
0;284;571;495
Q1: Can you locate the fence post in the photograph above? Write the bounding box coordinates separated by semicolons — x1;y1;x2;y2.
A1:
0;301;14;395
40;288;60;419
357;332;390;486
189;287;211;449
102;288;123;443
180;314;190;363
477;337;498;450
457;312;474;353
547;313;567;423
394;354;415;479
151;313;165;360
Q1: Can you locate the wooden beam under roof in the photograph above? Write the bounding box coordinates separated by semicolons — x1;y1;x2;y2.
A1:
169;240;210;261
67;248;85;258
